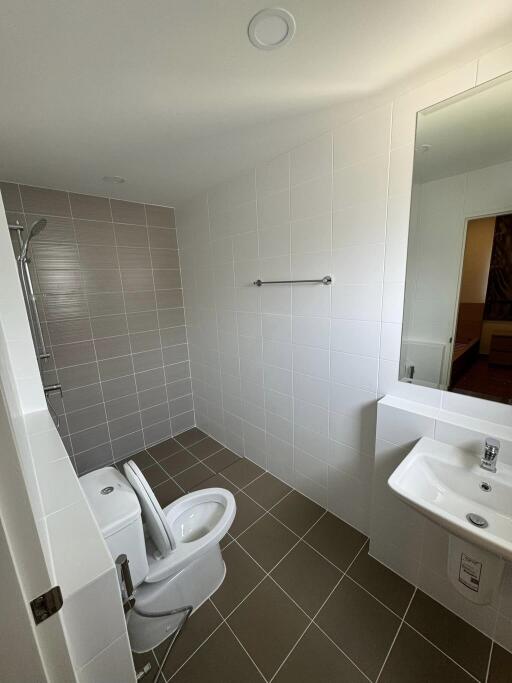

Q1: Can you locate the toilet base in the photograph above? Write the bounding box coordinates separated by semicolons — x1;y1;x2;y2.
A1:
128;544;225;653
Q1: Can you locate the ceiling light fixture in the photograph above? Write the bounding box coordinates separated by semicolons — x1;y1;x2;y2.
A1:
102;175;126;184
248;8;296;51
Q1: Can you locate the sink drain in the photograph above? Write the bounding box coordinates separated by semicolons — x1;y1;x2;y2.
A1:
466;513;488;528
480;481;492;492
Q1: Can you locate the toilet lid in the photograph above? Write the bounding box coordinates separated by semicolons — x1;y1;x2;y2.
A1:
123;461;175;557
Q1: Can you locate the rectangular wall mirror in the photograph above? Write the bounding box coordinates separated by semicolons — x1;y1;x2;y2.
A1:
400;72;512;404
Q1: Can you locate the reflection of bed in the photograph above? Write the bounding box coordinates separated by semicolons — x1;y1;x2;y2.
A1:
451;337;480;384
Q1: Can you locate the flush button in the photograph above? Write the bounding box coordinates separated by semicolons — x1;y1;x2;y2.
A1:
101;486;114;495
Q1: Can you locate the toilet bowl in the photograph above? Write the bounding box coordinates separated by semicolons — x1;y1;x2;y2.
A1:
80;461;235;653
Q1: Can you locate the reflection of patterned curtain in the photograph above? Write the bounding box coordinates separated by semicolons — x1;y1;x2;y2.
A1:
484;214;512;321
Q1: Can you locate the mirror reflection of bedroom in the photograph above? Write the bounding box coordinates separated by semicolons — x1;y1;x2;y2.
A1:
450;213;512;402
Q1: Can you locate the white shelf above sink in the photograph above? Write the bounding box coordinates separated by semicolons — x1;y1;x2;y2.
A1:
388;437;512;562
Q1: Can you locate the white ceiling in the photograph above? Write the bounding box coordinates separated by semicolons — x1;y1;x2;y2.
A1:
414;73;512;182
1;0;512;205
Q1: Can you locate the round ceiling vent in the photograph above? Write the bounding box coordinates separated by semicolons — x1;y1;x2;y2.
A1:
248;8;296;51
102;175;126;184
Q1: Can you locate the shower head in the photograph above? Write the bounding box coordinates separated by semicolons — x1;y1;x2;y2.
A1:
20;218;47;259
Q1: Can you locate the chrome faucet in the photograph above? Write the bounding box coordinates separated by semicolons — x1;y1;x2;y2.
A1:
481;437;500;473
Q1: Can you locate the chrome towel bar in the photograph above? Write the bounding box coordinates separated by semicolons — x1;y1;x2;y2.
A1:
253;275;332;286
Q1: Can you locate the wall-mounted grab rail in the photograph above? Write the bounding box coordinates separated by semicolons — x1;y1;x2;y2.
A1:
253;275;332;287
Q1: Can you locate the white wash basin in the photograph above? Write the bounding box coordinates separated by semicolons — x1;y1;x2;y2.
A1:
388;437;512;561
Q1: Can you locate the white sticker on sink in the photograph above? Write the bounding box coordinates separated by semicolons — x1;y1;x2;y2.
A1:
459;553;482;592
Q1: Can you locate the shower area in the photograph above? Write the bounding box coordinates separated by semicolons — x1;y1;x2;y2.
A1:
2;182;194;474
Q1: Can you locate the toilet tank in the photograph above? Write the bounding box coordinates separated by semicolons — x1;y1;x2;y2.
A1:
80;466;149;587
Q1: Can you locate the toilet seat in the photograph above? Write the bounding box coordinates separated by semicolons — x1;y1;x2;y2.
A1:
123;461;236;584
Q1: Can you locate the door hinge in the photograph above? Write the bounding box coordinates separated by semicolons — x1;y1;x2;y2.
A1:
30;586;63;625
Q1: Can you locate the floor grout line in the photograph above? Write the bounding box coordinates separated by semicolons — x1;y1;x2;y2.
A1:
484;641;494;683
375;587;416;682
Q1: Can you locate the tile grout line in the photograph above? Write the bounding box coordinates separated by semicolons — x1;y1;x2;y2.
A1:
484;641;494;683
375;586;416;682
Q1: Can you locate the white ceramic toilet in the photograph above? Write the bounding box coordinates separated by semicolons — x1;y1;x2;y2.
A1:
80;460;236;652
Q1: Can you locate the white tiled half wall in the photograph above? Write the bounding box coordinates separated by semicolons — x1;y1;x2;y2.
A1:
175;39;512;652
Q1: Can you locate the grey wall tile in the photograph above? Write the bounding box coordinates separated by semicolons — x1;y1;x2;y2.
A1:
75;219;115;245
111;430;144;459
78;244;118;269
145;204;175;228
127;311;158;334
105;394;140;421
27;214;76;243
117;246;151;269
141;403;170;429
102;374;137;402
59;362;100;391
52;340;96;368
163;344;189;366
109;412;142;440
159;308;186;329
135;367;165;393
33;243;80;269
120;269;154;292
150;248;180;269
87;292;124;317
67;404;107;434
44;294;89;322
114;223;148;247
111;199;146;225
20;185;71;216
69;193;111;220
160;325;187;347
82;269;122;293
171;394;193;416
153;269;181;290
48;318;92;344
124;291;156;313
95;335;131;360
171;411;195;435
164;361;190;383
0;182;22;211
63;383;104;412
75;442;113;475
91;314;128;339
149;227;178;249
71;423;110;454
132;349;163;373
167;378;192;400
130;330;161;353
144;420;172;446
138;385;167;410
98;355;133;381
37;269;82;294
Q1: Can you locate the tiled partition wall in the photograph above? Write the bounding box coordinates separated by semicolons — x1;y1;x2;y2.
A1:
176;41;512;650
0;182;194;474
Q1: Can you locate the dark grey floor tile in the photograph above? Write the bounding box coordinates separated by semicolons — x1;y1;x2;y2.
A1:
187;436;224;460
243;472;291;510
147;437;183;461
228;578;309;680
132;650;160;683
203;448;240;473
238;514;297;572
304;512;366;571
348;544;414;617
174;428;207;448
190;472;239;495
230;492;266;537
316;576;400;680
221;458;265;488
380;624;474;683
271;541;341;617
142;463;169;488
488;643;512;683
117;449;154;471
272;490;325;536
170;624;263;683
406;590;491;681
273;623;368;683
160;449;198;476
153;478;183;507
211;542;265;617
174;462;214;492
154;601;223;678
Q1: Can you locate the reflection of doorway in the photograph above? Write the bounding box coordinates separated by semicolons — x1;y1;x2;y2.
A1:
449;214;512;402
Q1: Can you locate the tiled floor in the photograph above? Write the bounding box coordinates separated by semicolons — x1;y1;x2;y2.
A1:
123;429;512;683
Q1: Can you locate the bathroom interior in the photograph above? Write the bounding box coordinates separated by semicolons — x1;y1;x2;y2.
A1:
2;2;512;682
